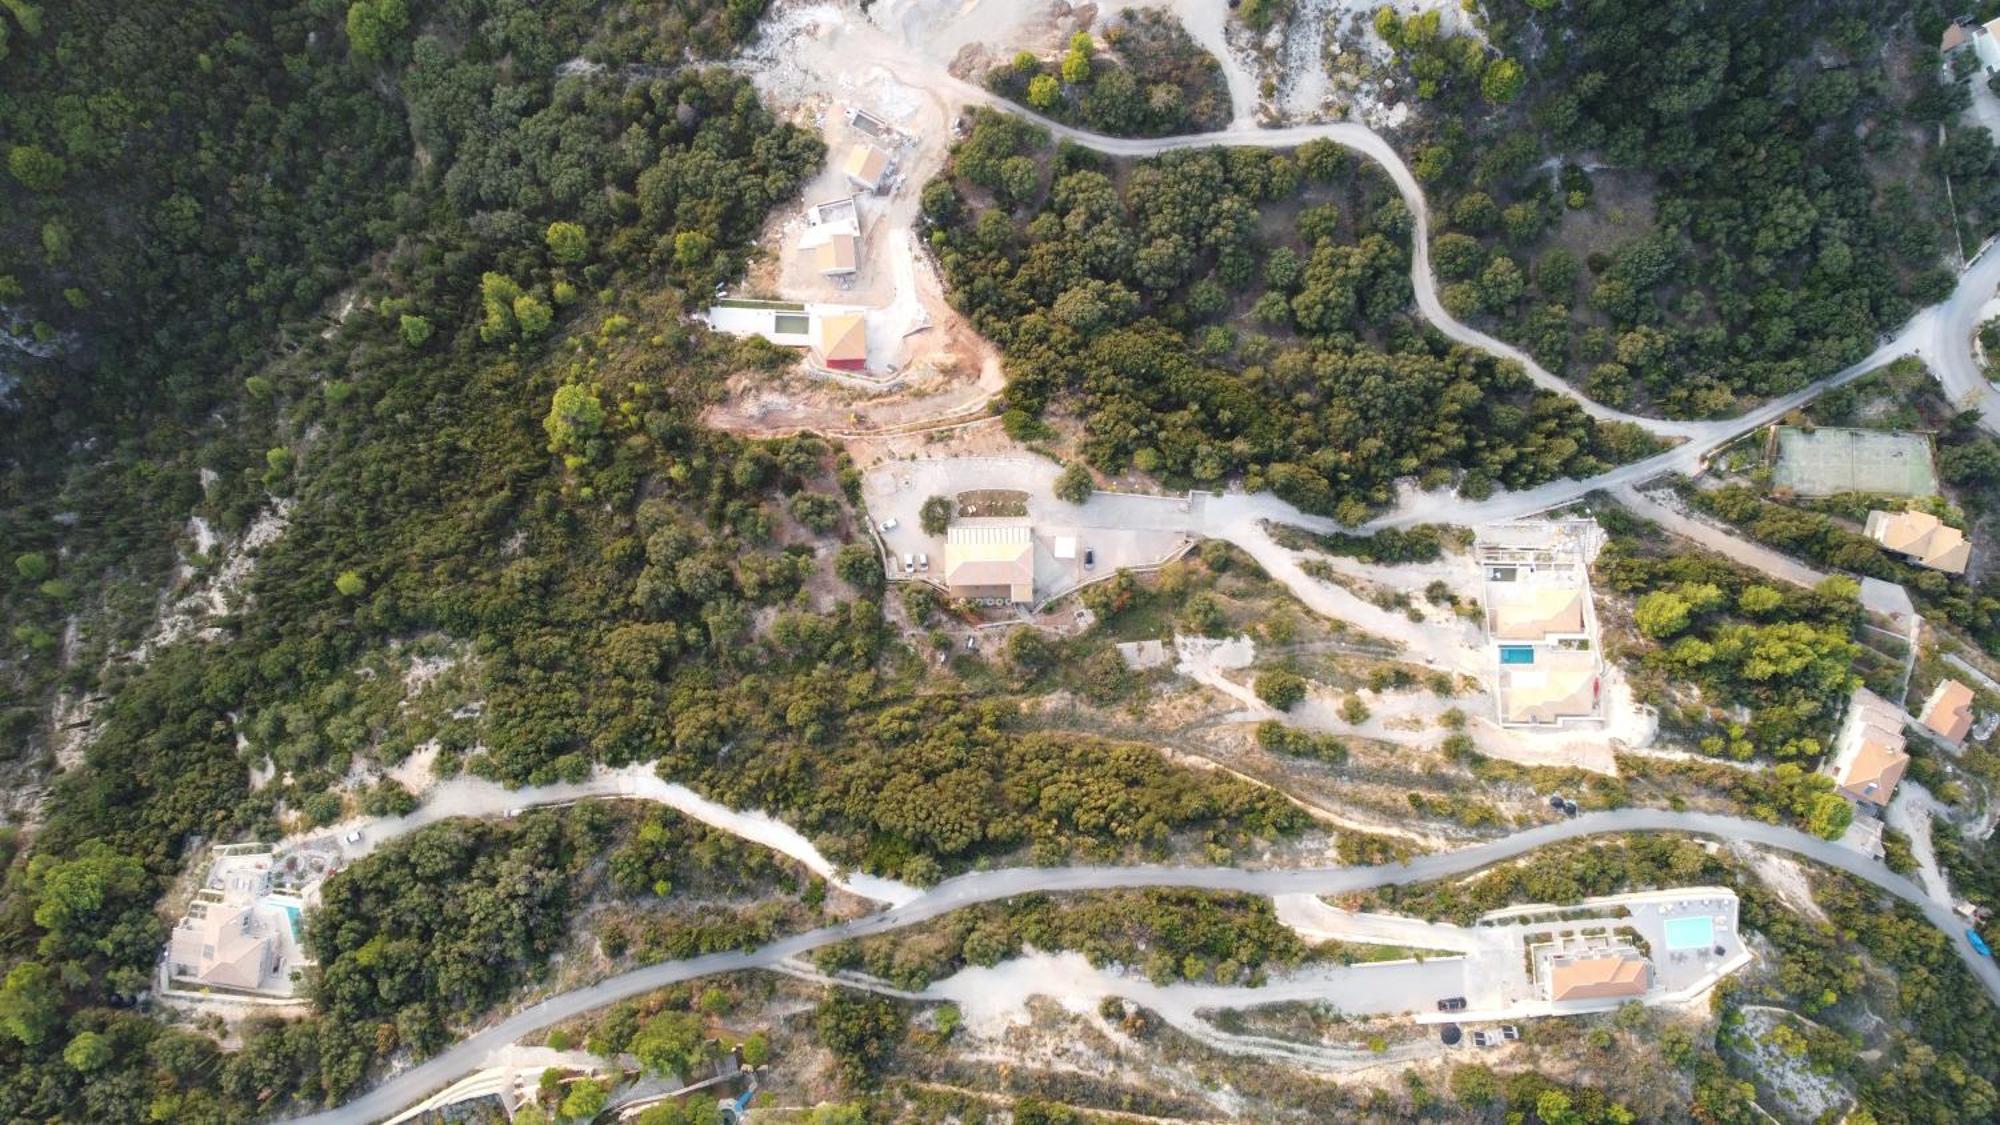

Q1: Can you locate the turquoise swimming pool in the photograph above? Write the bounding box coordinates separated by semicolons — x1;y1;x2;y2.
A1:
1499;646;1536;666
1663;915;1715;951
282;903;302;938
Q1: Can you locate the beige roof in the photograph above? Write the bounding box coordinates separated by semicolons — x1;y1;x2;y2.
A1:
842;144;889;189
1549;953;1651;1002
1921;679;1976;745
810;232;858;274
1945;23;1972;52
168;902;273;990
817;313;867;363
945;522;1034;602
1488;586;1586;640
1499;650;1599;724
1866;510;1970;574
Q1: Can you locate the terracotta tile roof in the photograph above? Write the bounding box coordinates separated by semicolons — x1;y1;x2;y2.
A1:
812;232;858;274
1866;510;1970;575
1921;679;1975;745
817;314;867;363
1827;689;1909;804
1550;953;1651;1001
842;144;889;189
1945;22;1971;52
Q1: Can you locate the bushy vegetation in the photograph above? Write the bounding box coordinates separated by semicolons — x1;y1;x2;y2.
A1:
1597;541;1861;763
816;889;1311;991
987;13;1230;138
925;113;1661;523
1393;1;1968;417
0;2;1314;1119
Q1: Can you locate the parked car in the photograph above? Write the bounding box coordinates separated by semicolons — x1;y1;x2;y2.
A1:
1548;794;1566;810
343;830;363;845
505;808;523;819
1471;1030;1494;1047
1436;997;1467;1012
1562;799;1579;816
880;518;898;532
1971;928;1994;957
901;553;914;573
917;552;929;571
1501;1025;1521;1041
1083;547;1095;568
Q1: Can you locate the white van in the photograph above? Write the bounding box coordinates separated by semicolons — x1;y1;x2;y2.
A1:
902;553;914;573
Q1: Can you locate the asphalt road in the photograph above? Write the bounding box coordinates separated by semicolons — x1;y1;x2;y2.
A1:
290;40;2000;1125
287;809;1998;1125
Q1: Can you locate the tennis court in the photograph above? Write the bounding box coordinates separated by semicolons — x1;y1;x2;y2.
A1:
1772;427;1937;497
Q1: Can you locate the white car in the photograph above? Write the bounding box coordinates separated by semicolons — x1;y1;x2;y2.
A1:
343;830;363;845
902;553;914;573
917;552;929;571
880;518;899;532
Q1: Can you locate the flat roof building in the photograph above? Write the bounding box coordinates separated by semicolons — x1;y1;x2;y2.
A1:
1920;679;1976;746
1547;951;1651;1003
1824;688;1910;808
944;521;1034;603
1866;509;1970;575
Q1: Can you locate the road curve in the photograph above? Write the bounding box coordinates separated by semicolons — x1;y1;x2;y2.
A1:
874;63;2000;533
286;809;1998;1125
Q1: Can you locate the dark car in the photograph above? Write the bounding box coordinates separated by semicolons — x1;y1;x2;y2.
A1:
1083;548;1096;569
1562;799;1579;816
1548;794;1566;810
1437;997;1467;1012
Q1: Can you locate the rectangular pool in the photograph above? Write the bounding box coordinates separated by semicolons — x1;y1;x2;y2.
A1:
1663;915;1715;951
1499;646;1536;666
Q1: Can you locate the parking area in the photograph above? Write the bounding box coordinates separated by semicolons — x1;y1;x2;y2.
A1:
863;457;1200;603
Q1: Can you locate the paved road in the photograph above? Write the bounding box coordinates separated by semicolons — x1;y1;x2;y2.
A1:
287;808;1999;1125
887;61;2000;533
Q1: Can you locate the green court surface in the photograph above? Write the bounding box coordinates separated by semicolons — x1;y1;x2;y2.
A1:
1772;427;1937;497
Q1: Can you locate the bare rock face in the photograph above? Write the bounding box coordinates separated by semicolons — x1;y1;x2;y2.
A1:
1071;3;1098;31
948;43;991;81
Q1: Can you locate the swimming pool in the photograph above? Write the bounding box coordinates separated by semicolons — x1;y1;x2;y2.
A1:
1663;915;1715;951
1499;646;1536;666
281;904;302;939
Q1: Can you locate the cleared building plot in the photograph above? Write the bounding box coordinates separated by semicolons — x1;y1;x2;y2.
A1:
1477;521;1605;728
1772;427;1938;497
